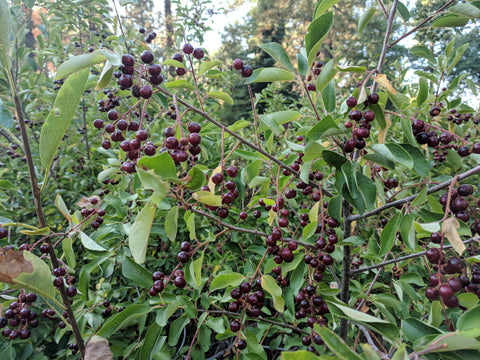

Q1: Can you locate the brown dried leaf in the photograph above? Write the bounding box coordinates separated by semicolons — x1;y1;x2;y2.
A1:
0;250;34;283
77;196;95;208
442;217;465;255
85;335;113;360
378;115;391;144
375;74;397;94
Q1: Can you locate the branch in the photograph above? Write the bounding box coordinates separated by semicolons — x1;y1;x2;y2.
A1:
351;237;480;275
188;207;315;249
372;0;399;94
389;0;456;48
348;164;480;222
157;87;334;197
339;200;352;340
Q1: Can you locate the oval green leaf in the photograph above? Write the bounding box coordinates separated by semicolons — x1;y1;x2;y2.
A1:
55;50;106;80
261;274;284;312
198;60;222;76
305;11;334;67
358;8;376;34
208;91;234;105
128;201;156;264
40;68;89;171
209;272;244;292
258;42;294;72
246;67;295;83
165;80;195;90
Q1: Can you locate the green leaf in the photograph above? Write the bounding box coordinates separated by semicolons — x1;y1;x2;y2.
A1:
411;188;427;208
448;3;480;19
258;42;294;72
165;80;195;90
0;0;12;59
139;324;166;360
207;91;233;105
198;60;222;76
62;235;76;269
0;98;13;129
297;52;308;77
303;221;318;241
165;206;179;242
402;318;441;343
397;1;411;21
303;142;325;162
322;79;336;112
128;201;156;264
39;68;89;170
281;350;318;360
314;325;364;360
55;194;71;223
327;195;342;221
246;67;295;83
457;305;480;331
341;162;358;199
400;144;429;177
97;304;151;338
327;301;400;340
400;214;417;250
20;227;50;236
162;59;185;69
228;120;250;132
369;103;386;130
137;151;176;179
370;143;413;169
314;0;341;18
137;169;169;201
322;150;347;168
358;8;376;34
95;61;114;90
0;251;57;306
55;51;106;80
184;165;205;191
431;14;470;28
316;59;337;93
305;11;334;67
209;272;244;292
363;153;395;170
193;252;203;289
417;77;429;107
156;302;180;326
307;115;342;140
447;43;469;75
80;232;107;252
336;65;366;73
122;256;153;289
379;212;402;256
409;45;435;63
168;316;190;346
258;110;301;134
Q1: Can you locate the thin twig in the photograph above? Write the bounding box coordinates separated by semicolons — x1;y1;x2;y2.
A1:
351;237;480;275
372;0;399;94
348;164;480;222
389;0;456;48
339;200;352;340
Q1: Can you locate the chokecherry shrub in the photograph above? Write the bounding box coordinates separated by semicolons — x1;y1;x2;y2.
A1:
0;0;480;359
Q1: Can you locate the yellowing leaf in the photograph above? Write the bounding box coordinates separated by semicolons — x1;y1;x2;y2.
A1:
268;209;276;226
309;202;320;223
378;115;392;144
442;217;465;255
261;275;284;312
375;74;397;94
192;191;222;206
208;165;222;192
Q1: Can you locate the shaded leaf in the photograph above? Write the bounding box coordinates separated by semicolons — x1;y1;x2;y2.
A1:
122;256;152;289
417;77;429;107
379;213;402;256
410;45;435;63
97;304;151;338
165;206;179;242
359;8;376;34
316;59;337;93
314;0;341;18
0;98;13;129
314;325;364;360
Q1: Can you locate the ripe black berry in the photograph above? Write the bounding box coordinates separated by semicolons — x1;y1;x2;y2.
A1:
141;50;154;64
241;66;253;77
193;48;204;59
182;43;194;54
